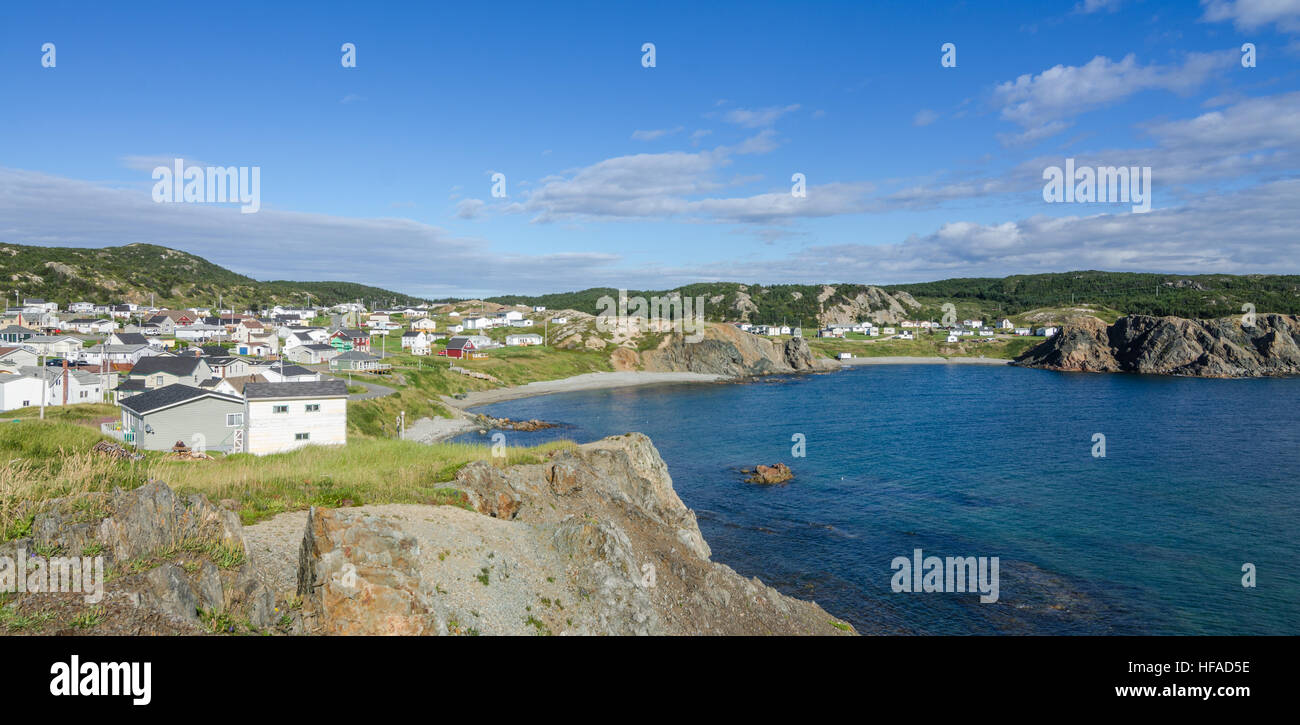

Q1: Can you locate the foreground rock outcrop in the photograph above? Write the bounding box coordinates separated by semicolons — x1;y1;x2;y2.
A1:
1014;314;1300;377
289;433;853;635
1;481;280;634
4;437;852;636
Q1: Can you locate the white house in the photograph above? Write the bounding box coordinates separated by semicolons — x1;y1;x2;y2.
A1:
410;317;437;331
463;316;498;330
497;310;524;321
1014;328;1031;336
66;319;116;335
69;302;96;314
550;316;569;324
21;335;83;358
242;380;348;455
505;333;543;346
1036;327;1059;337
946;333;959;343
532;306;546;312
16;367;104;406
998;319;1015;329
79;343;155;367
400;330;429;349
508;318;534;328
0;374;45;412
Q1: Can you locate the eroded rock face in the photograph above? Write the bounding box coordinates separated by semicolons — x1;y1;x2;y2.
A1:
4;480;279;631
639;323;835;376
297;508;440;635
430;432;850;635
1015;314;1300;377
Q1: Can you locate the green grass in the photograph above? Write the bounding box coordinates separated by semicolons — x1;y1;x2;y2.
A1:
4;403;119;426
1;417;578;535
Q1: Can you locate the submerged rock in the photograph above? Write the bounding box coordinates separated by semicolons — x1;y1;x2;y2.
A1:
745;463;794;485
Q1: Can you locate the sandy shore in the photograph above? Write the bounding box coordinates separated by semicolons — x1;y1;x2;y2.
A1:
447;371;725;408
408;371;725;442
836;356;1012;366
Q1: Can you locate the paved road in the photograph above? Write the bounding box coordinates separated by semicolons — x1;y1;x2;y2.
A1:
344;379;397;401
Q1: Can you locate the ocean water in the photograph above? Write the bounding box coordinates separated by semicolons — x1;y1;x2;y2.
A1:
452;365;1300;635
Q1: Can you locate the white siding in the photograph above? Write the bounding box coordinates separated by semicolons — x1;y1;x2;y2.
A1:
245;397;347;455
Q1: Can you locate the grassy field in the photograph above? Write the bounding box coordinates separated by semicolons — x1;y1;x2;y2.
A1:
808;333;1044;360
0;414;576;539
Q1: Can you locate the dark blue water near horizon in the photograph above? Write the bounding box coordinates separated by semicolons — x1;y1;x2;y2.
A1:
452;365;1299;635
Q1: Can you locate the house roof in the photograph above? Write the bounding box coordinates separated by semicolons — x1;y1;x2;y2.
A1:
113;332;149;346
120;383;242;415
333;350;377;361
243;380;347;400
112;335;150;348
302;344;335;352
273;364;317;376
401;331;423;338
216;374;269;395
128;356;209;377
334;328;366;338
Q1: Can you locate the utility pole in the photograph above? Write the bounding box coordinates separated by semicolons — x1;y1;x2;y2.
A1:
39;351;46;420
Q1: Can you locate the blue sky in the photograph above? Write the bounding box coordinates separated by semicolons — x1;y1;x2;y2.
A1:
2;0;1298;297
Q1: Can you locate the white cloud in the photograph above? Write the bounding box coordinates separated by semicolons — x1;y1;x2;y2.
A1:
455;198;486;219
994;51;1235;143
1074;0;1123;14
913;109;940;127
721;104;800;128
631;126;683;141
1202;0;1300;32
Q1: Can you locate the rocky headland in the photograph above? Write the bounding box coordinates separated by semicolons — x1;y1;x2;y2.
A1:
1014;314;1300;378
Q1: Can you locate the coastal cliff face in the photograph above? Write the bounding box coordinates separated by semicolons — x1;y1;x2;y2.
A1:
639;323;836;377
4;435;852;636
1015;314;1300;377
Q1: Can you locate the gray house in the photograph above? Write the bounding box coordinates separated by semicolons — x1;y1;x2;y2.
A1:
126;356;213;389
118;384;246;453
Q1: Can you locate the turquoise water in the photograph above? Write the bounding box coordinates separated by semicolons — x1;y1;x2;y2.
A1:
453;365;1300;635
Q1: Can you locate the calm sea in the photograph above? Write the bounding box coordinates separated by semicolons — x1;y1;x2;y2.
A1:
452;364;1300;635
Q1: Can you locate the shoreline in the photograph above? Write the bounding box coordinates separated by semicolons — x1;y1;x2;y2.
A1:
409;371;725;443
835;355;1013;366
408;359;1011;443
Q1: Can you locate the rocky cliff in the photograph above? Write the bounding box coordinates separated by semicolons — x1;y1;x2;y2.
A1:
1014;313;1300;377
638;323;837;377
3;435;853;636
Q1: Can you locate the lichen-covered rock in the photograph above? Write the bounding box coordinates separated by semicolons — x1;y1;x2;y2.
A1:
296;508;441;635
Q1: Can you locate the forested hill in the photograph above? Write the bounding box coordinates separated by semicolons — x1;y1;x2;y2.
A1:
489;272;1300;323
0;242;424;309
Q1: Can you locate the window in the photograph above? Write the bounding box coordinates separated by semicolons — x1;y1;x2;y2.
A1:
154;376;164;386
294;432;310;441
305;403;320;413
273;405;288;414
226;413;244;427
21;400;29;407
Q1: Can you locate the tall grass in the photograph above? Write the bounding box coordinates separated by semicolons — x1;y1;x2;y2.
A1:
1;418;576;535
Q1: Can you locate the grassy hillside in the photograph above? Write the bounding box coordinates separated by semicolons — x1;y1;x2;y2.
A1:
0;242;424;309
